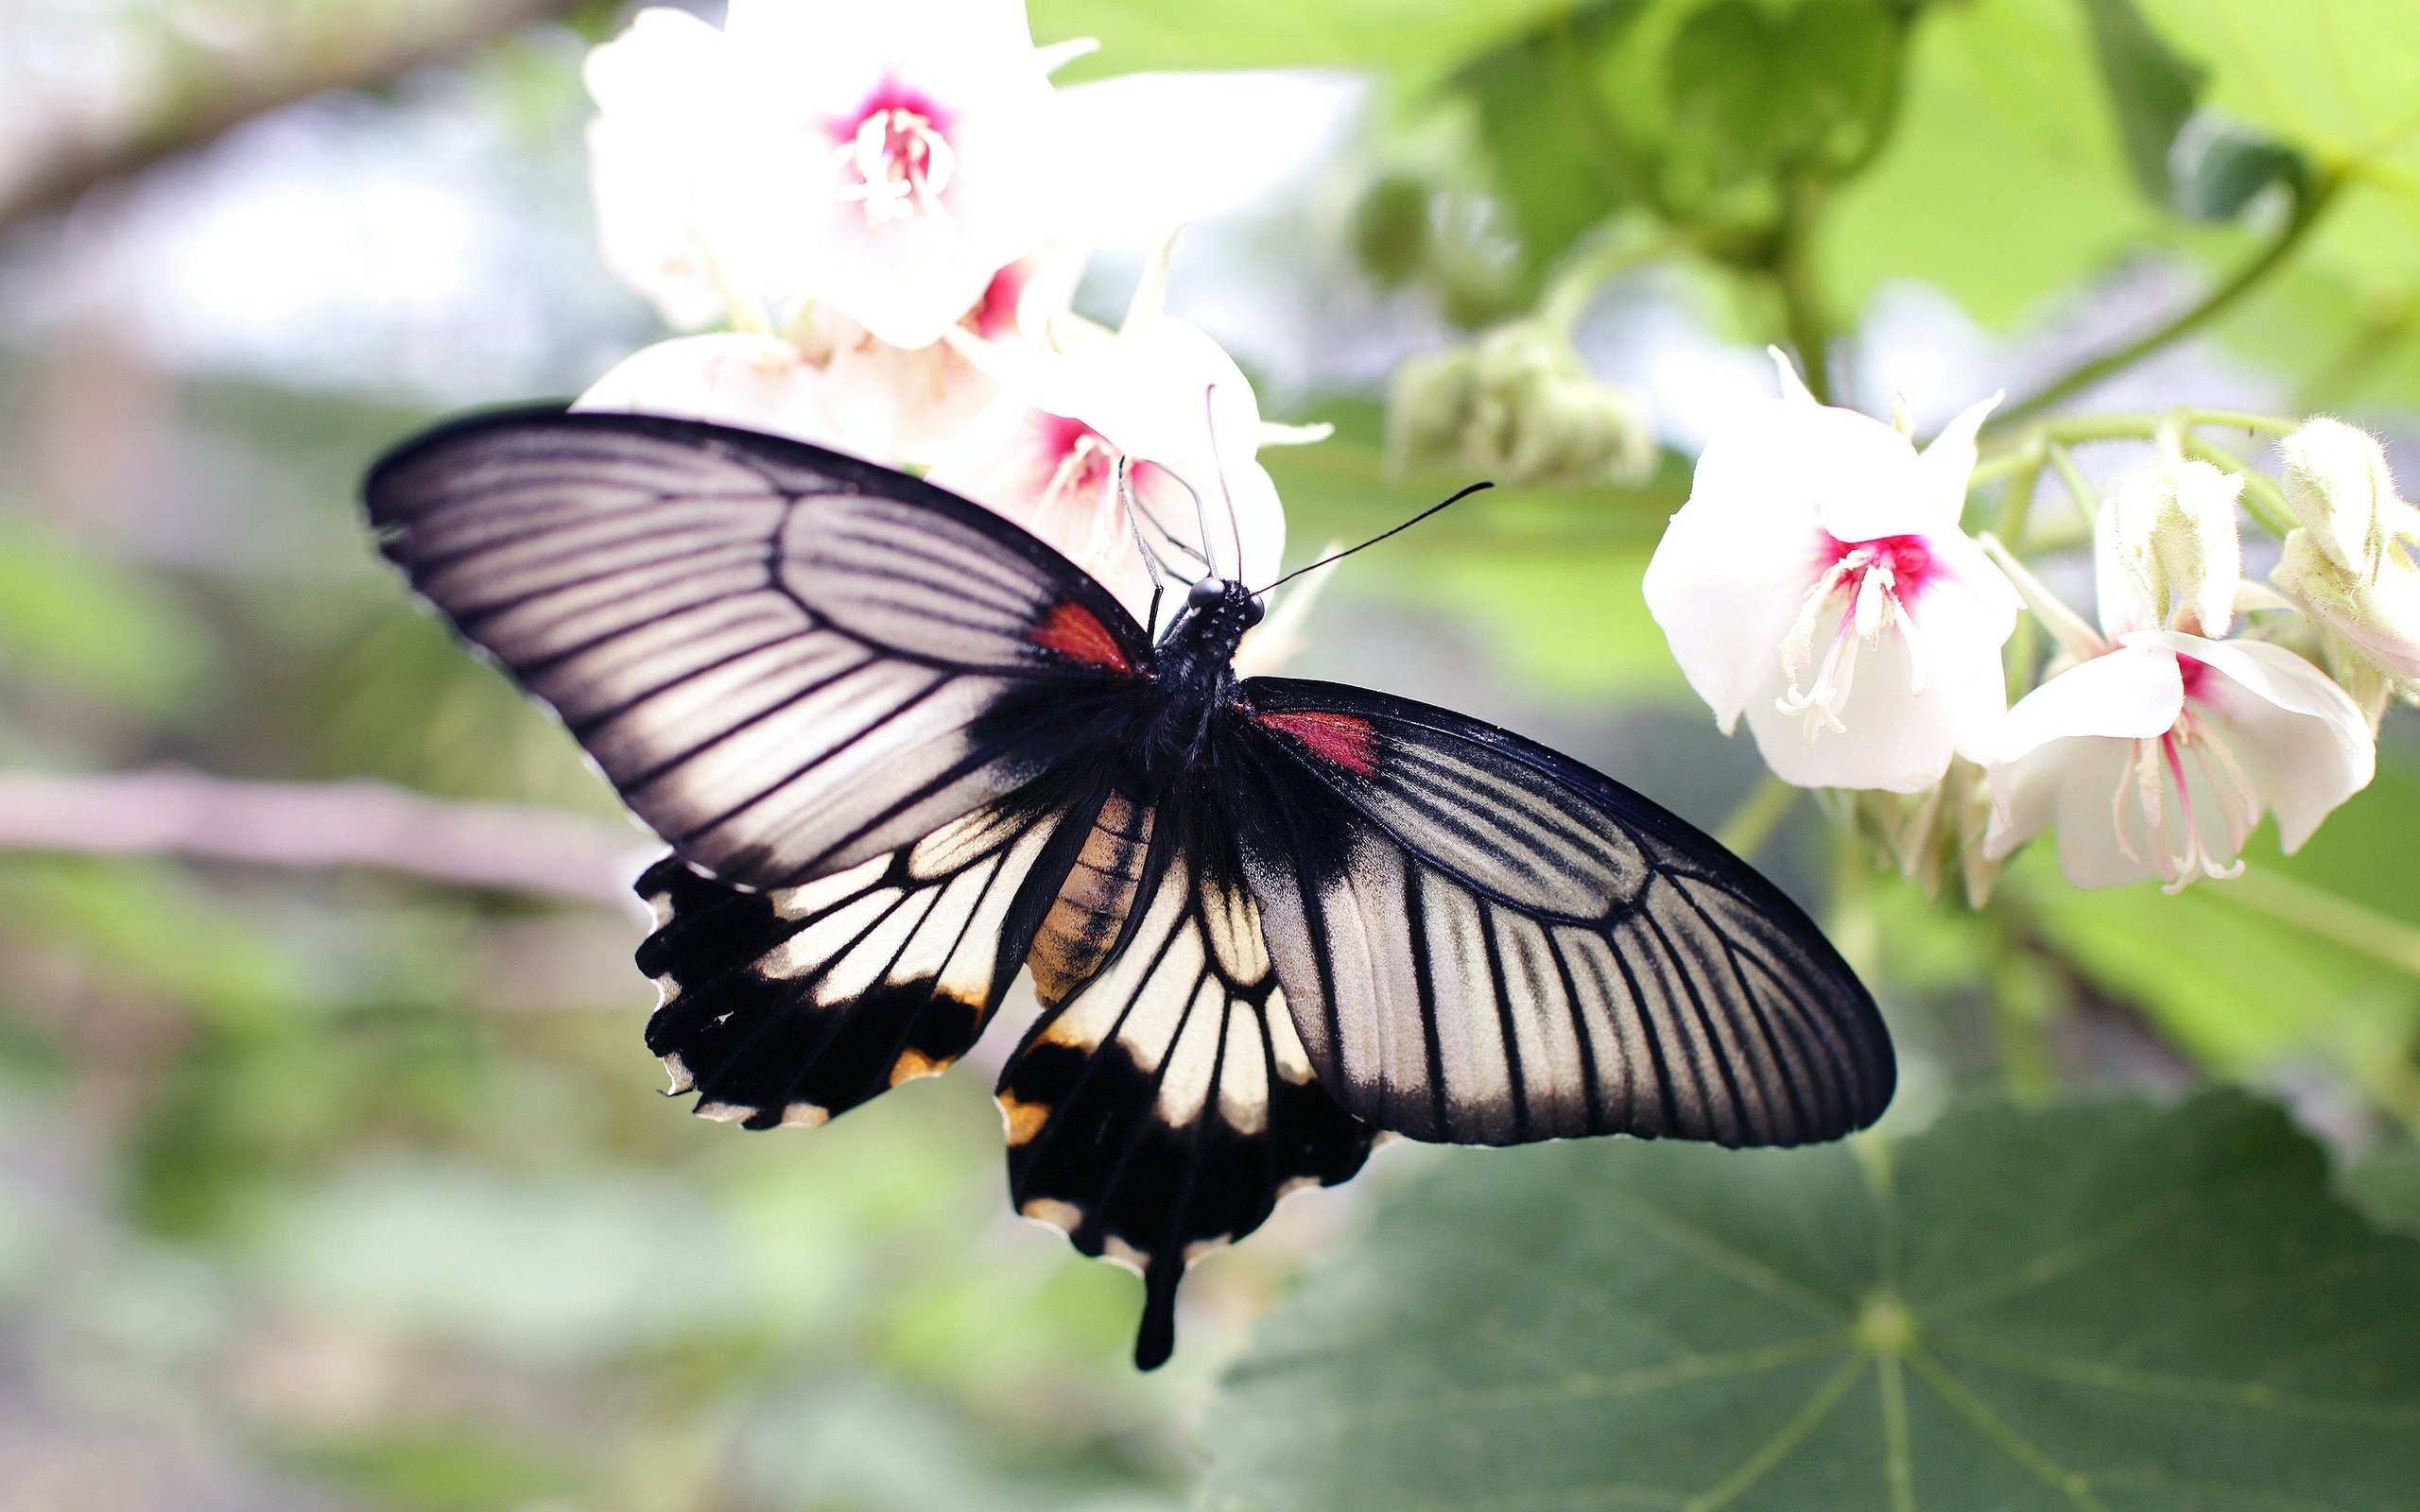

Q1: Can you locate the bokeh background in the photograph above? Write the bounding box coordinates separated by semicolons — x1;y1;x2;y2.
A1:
2;2;2417;1509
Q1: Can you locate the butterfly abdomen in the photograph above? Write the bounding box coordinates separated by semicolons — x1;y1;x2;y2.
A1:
1028;793;1155;1004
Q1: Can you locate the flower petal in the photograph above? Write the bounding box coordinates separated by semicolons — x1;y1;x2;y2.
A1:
1641;495;1824;734
2049;738;2160;888
573;333;838;448
1998;644;2184;763
1766;345;1819;407
1737;627;1957;792
1913;390;2000;523
1984;735;2091;861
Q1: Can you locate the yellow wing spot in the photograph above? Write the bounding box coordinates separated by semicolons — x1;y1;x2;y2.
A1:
778;1102;829;1129
661;1054;694;1094
889;1048;950;1086
1040;1017;1098;1049
995;1091;1050;1146
694;1100;752;1123
1020;1197;1083;1233
1102;1236;1151;1277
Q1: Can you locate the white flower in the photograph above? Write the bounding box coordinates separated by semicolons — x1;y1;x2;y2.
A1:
1641;353;2019;794
931;315;1285;620
2272;418;2420;691
583;0;1083;348
573;332;839;446
1984;497;2375;892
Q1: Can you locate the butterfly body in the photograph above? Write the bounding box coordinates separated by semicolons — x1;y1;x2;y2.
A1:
364;407;1893;1369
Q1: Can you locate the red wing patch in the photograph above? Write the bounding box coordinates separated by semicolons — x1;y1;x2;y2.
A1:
1255;711;1379;775
1031;601;1132;673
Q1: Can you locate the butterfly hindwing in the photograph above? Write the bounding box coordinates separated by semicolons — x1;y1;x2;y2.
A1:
996;800;1375;1367
635;783;1105;1128
1229;677;1893;1149
365;409;1148;888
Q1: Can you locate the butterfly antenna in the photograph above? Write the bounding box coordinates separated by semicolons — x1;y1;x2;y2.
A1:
1205;383;1245;579
1114;455;1174;635
1253;480;1495;595
1134;470;1211;575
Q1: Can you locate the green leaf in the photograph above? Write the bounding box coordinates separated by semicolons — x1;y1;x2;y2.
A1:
1457;25;1626;289
1201;1092;2420;1511
1661;0;1902;195
2345;1145;2420;1236
2169;115;2310;220
1027;0;1572;74
2081;0;2206;204
2012;846;2420;1113
2125;0;2420;404
1824;0;2164;326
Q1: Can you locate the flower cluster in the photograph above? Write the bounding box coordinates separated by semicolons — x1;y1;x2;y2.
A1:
1648;355;2396;897
570;0;1310;623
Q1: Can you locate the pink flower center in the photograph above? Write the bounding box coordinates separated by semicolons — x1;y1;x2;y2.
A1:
1037;413;1118;503
1818;531;1935;592
1775;532;1940;738
831;81;956;224
2176;653;2213;702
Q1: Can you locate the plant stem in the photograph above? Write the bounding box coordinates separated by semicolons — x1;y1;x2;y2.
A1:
1717;774;1802;859
2045;442;2100;524
2180;434;2296;534
1539;224;1671;335
1991;452;2045;548
2189;409;2302;438
1992;173;2342;428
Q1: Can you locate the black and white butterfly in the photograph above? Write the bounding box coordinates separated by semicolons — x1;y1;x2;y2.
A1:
363;406;1893;1368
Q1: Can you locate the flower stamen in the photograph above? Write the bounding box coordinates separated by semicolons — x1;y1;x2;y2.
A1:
834;104;957;224
1776;535;1935;739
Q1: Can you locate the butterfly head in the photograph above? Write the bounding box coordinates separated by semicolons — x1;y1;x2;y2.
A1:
1185;576;1265;628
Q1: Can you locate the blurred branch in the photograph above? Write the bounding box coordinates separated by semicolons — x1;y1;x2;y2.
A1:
0;769;645;907
0;0;585;236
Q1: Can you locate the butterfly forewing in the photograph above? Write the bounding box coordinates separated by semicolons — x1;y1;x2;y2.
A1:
1230;678;1893;1149
365;409;1148;889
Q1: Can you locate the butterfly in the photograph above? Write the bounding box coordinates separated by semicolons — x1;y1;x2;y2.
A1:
363;406;1893;1368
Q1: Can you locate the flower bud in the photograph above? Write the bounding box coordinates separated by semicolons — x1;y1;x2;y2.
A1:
2280;418;2407;579
2269;419;2420;701
1387;344;1480;473
2102;457;2242;637
1389;320;1654;488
